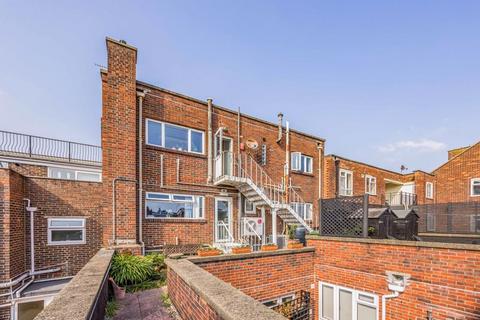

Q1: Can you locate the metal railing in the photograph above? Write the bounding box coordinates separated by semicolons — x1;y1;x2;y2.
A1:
272;290;312;320
384;191;417;207
239;217;263;251
216;221;235;243
0;130;101;165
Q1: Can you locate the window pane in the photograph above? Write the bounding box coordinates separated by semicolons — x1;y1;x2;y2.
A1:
245;200;254;212
165;124;188;151
77;172;101;182
472;180;480;195
173;195;194;202
291;153;300;170
339;290;353;320
51;230;83;242
322;285;334;320
18;300;44;320
147;193;170;200
304;156;312;173
358;294;375;304
191;131;203;153
357;303;377;320
49;168;75;180
147;120;162;146
50;219;83;227
146;200;193;218
263;300;277;308
195;197;204;218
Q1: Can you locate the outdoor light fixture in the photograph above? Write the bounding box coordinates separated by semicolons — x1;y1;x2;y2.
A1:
386;271;410;292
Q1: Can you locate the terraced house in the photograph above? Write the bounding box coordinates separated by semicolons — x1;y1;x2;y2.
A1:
0;37;479;320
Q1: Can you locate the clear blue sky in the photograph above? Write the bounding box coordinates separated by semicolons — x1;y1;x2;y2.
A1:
1;1;479;172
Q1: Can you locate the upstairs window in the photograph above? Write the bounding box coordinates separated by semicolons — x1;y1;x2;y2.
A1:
48;167;101;182
365;175;376;195
426;182;434;199
291;152;313;174
48;218;86;245
471;178;480;196
146;119;204;154
339;169;353;196
146;192;204;219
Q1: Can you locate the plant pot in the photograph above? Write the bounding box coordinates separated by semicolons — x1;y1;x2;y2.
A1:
232;247;252;254
110;277;126;300
261;245;278;252
287;242;303;249
197;249;222;257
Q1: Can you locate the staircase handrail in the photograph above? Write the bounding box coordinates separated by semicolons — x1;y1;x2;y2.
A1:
218;221;234;243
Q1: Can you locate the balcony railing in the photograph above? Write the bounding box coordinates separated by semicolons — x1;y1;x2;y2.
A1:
384;191;417;207
0;130;102;166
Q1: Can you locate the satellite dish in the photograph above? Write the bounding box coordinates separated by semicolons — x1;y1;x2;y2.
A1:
245;139;259;150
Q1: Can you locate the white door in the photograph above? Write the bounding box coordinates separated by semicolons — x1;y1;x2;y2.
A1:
214;130;233;178
215;197;233;242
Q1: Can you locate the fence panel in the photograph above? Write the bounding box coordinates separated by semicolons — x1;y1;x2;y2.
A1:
415;202;480;234
320;195;367;237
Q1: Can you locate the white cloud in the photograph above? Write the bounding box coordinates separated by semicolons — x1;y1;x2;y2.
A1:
378;139;446;153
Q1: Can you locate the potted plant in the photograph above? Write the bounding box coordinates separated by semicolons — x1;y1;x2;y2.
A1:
261;242;278;251
197;245;223;257
109;253;154;299
287;239;303;249
231;244;252;254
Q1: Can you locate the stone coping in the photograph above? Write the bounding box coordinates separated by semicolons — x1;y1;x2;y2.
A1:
306;235;480;251
189;247;315;264
35;248;114;320
166;258;287;320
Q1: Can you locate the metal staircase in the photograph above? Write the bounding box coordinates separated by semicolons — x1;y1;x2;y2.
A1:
214;151;313;232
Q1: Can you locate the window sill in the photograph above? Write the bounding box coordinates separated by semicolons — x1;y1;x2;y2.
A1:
145;145;207;159
291;170;314;177
145;218;207;224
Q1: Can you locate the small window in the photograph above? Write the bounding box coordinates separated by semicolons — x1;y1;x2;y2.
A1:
263;294;295;309
365;175;376;195
244;199;255;214
146;192;204;219
291;152;313;174
291;202;313;221
426;182;434;199
48;167;101;182
146;119;204;154
470;178;480;196
339;169;353;196
48;218;86;245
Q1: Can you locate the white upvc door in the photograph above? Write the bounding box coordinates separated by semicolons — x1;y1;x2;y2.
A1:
214;197;233;243
214;129;233;179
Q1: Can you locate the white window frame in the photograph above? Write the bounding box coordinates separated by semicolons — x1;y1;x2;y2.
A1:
319;282;378;320
365;175;377;195
470;178;480;197
145;192;204;219
291;152;313;174
47;218;86;245
244;198;255;214
262;293;295;309
291;202;313;221
146;118;205;154
339;169;353;196
47;167;101;182
426;182;434;199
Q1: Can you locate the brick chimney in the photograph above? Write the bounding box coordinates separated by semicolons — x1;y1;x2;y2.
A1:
101;38;138;247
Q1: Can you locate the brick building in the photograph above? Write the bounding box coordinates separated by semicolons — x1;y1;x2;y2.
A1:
1;36;479;320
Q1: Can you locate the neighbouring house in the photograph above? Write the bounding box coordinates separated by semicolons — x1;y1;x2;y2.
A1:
1;37;479;320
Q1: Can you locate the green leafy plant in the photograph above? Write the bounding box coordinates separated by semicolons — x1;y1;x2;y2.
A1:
308;230;320;236
198;245;220;251
288;225;297;240
161;292;172;308
110;253;153;286
105;299;118;319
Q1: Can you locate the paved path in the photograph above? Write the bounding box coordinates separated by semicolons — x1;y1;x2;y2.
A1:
113;287;175;320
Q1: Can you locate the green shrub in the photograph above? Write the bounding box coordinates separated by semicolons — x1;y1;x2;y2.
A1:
105;299;118;319
110;253;153;286
308;230;320;236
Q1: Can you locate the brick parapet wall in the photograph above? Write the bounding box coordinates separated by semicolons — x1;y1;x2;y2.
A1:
193;248;315;303
308;236;480;320
166;258;286;320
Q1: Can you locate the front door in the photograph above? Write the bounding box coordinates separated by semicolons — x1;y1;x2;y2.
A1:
215;197;233;242
214;130;233;178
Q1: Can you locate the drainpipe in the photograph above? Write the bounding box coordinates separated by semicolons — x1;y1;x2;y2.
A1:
382;291;399;320
317;143;323;228
137;90;148;255
24;199;37;274
207;98;213;183
334;157;340;197
285;121;290;199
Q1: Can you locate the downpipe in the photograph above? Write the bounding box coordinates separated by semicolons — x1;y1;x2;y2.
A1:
382;291;399;320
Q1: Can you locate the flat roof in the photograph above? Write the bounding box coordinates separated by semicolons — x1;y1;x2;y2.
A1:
21;278;71;298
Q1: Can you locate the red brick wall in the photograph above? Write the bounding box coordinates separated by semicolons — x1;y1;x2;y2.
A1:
308;237;480;320
101;38;138;245
434;143;480;203
195;250;315;303
167;268;222;320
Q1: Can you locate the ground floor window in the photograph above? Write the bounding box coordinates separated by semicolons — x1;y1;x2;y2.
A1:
320;282;378;320
47;218;85;245
263;294;295;308
291;202;313;221
145;192;204;219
